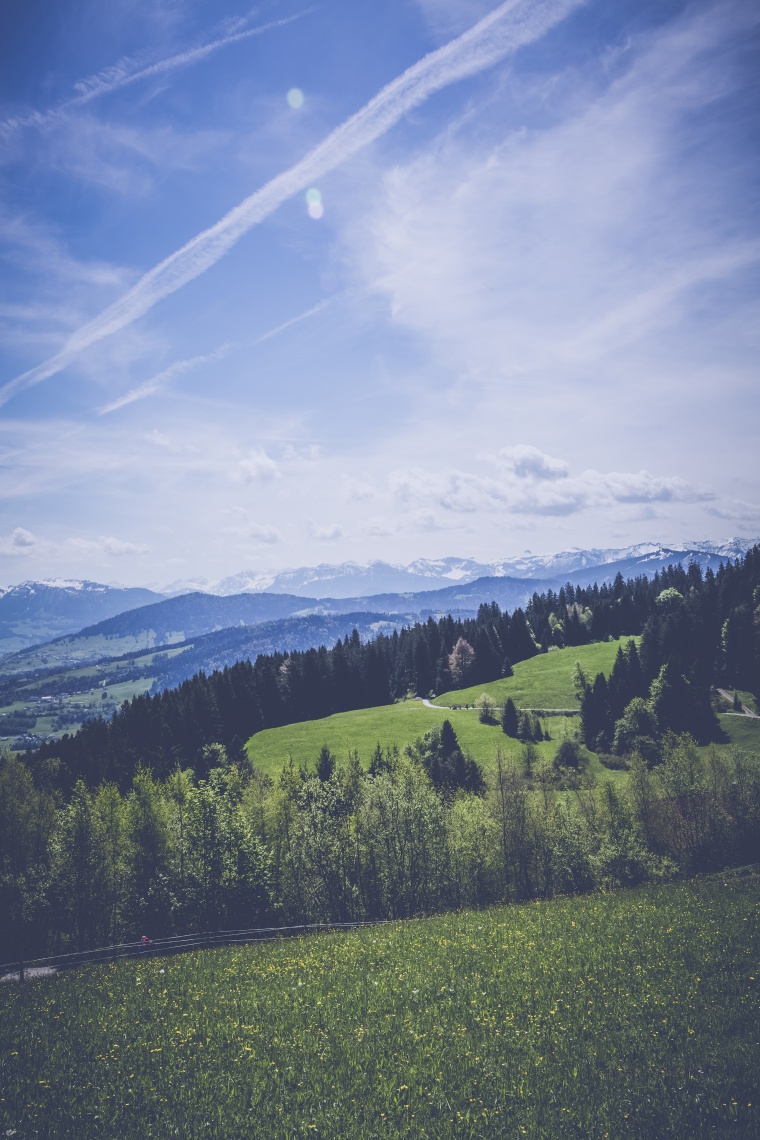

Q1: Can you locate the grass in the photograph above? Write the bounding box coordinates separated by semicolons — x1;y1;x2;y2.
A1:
247;640;631;780
718;713;760;751
247;704;622;783
432;638;635;710
1;870;758;1139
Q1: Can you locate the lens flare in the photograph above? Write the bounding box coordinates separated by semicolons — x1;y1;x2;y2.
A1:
305;187;323;219
286;87;304;109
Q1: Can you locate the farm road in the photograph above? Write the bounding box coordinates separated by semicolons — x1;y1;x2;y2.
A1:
419;698;577;713
717;689;759;718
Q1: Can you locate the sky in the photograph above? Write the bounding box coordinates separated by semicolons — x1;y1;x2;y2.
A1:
0;0;758;587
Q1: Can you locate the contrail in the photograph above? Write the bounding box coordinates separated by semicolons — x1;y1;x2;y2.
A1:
98;345;233;414
254;297;339;345
0;13;311;135
0;0;585;408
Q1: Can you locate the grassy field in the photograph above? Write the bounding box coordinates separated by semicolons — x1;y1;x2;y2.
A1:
247;640;632;780
1;870;758;1139
718;713;760;751
432;638;634;710
246;704;621;782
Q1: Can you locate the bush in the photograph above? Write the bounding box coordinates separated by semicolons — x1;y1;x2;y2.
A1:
553;739;584;770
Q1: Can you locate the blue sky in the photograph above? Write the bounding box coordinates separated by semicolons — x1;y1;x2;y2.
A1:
0;0;758;586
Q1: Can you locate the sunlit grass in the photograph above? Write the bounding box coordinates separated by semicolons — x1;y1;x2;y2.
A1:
247;640;631;780
2;871;758;1139
432;638;634;710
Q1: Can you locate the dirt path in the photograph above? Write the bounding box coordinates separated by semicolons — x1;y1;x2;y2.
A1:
418;698;578;714
716;688;759;718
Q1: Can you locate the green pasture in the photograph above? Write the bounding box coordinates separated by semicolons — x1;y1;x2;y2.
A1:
718;712;760;750
433;637;635;710
247;702;587;780
247;640;633;781
2;870;758;1139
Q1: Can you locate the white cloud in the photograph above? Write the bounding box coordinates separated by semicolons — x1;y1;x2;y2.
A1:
310;523;345;541
706;500;760;523
98;345;232;414
415;0;497;38
389;457;713;518
496;445;568;481
0;13;309;136
364;516;399;537
345;2;760;388
342;477;376;502
0;527;42;557
231;449;280;483
67;535;149;556
222;522;281;545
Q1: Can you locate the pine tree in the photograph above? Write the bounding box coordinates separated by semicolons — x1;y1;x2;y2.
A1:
501;698;519;737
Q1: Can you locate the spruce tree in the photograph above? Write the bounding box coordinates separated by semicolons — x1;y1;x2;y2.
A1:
501;698;519;737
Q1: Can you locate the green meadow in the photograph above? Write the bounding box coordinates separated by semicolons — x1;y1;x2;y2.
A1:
431;638;632;710
246;637;760;781
247;640;628;779
2;870;758;1139
247;703;603;781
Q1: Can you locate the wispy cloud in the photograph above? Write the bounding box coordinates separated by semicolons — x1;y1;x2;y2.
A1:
0;0;586;408
67;535;149;556
98;345;232;414
254;298;337;345
0;12;312;136
309;522;345;541
345;1;760;388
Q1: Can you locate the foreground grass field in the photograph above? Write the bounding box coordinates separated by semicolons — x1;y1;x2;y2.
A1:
1;871;758;1139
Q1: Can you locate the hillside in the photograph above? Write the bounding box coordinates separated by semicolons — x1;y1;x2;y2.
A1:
2;872;757;1139
0;576;542;679
246;640;628;777
0;612;410;750
246;638;760;779
0;580;163;656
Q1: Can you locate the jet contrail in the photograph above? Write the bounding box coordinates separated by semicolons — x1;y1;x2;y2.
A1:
0;0;585;408
0;13;311;135
98;345;233;414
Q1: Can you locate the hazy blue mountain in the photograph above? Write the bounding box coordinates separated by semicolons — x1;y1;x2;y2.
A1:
152;612;411;691
0;591;320;675
0;580;163;656
4;537;754;666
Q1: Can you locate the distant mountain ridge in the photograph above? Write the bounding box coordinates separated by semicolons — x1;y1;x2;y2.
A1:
159;539;757;599
1;538;755;661
0;579;163;656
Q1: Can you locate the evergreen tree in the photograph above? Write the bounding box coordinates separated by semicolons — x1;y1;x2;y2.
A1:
501;698;519;737
316;746;336;783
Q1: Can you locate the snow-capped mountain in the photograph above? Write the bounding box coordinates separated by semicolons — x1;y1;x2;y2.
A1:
158;539;758;599
0;579;163;655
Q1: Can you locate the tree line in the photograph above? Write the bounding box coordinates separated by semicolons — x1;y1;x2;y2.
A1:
2;730;759;965
580;547;760;760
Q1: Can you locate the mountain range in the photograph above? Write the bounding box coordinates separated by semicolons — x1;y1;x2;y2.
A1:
0;538;755;662
158;539;757;599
